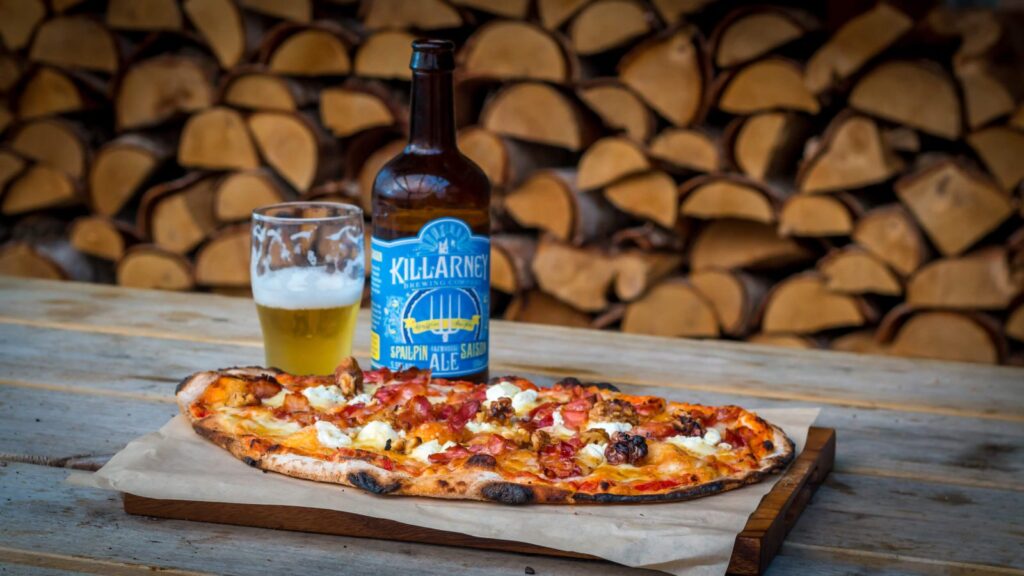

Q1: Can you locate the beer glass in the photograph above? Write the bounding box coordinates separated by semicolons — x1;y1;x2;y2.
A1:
251;202;365;375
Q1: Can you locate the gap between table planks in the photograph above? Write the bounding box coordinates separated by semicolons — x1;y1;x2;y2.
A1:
119;428;835;576
1;277;1022;422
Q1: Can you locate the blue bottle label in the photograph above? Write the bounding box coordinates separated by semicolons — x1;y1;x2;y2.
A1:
370;217;489;377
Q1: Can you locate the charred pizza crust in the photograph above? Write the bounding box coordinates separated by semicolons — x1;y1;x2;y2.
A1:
176;367;794;505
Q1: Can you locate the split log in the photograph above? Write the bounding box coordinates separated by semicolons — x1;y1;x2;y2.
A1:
710;7;814;69
804;3;913;94
0;150;26;192
878;306;1004;364
577;80;655;142
647;128;719;173
852;204;929;277
926;6;1002;64
849;61;961;140
117;245;195;291
605;170;679;228
0;0;45;50
69;216;136;261
0;104;10;134
461;21;573;84
504;290;592;329
818;246;902;296
895;159;1014;256
570;0;653;56
320;84;400;138
1007;304;1024;342
178;107;260;171
361;0;464;31
619;28;705;127
50;0;84;13
450;0;529;19
967;126;1024;191
726;112;811;184
612;251;682;302
906;247;1021;310
8;118;89;179
882;126;921;154
716;58;819;115
577;136;649;190
116;55;215;131
354;31;415;81
107;0;183;31
612;222;687;252
356;139;404;210
689;219;811;271
679;174;778;224
650;0;711;26
89;135;170;217
622;277;719;338
2;164;79;215
183;0;255;69
17;67;93;119
480;82;598;151
777;194;857;237
222;70;314;112
457;127;563;190
214;169;287;223
531;240;616;312
797;113;903;194
0;243;64;280
504;169;623;245
29;16;119;73
248;111;339;192
761;272;876;335
957;61;1015;130
689;269;769;336
195;225;251;287
0;53;20;93
490;234;536;294
265;24;353;77
138;174;217;255
537;0;591;30
240;0;312;23
829;330;886;355
748;333;817;349
1011;106;1024;131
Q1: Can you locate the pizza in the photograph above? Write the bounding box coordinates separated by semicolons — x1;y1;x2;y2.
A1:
176;358;794;504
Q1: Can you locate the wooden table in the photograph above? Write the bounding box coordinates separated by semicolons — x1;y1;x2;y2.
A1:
0;276;1021;575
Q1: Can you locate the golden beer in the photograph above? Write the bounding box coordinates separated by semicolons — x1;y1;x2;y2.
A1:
256;302;360;375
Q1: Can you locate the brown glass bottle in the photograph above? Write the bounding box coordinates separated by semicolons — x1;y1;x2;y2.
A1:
370;39;491;383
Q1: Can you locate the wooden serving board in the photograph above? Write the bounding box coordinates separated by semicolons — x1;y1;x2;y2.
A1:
124;427;835;576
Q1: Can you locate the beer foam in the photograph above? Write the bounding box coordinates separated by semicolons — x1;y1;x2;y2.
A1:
253;266;364;310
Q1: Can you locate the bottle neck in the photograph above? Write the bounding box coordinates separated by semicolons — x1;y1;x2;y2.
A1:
408;70;456;151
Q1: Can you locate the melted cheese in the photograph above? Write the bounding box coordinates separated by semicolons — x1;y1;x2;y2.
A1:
355;421;403;450
315;421;353;449
511;389;538;415
409;439;455;463
588;421;632;435
302;385;348;410
578;442;607;468
261;390;288;408
241;412;302;436
485;381;520;404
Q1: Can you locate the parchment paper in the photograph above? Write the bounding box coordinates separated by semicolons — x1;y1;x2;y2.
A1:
74;407;819;576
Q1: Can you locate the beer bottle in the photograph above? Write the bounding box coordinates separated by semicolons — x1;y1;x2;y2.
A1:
370;39;491;383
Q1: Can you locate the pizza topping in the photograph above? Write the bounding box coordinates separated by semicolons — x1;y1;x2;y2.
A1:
510;389;539;415
485;381;521;404
280;392;312;413
261;389;288;408
604;432;648;465
249;376;283;399
539;440;582;478
578;428;610;446
704;427;723;446
531;429;552;451
356;421;403;451
486;397;514;423
315;421;353;449
632;421;678;440
577;442;608;468
664;428;730;457
409;439;456;463
673;414;706;437
589;399;639;425
302;385;349;410
466;433;512;456
587;420;633;436
241;411;302;436
444;399;482;432
333;357;364;395
428;444;473;464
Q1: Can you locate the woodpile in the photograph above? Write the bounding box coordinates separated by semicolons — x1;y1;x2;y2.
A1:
1;0;1022;366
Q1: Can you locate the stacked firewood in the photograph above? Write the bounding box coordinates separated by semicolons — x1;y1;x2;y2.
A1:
1;0;1022;365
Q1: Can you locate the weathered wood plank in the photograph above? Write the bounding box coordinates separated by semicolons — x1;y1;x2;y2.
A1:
1;278;1020;420
0;463;658;576
3;323;1022;490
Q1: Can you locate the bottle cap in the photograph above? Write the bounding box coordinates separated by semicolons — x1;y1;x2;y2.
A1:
410;39;455;72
